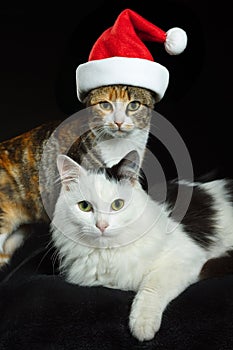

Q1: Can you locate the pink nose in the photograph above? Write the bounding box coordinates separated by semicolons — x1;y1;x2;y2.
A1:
96;222;109;233
115;121;123;129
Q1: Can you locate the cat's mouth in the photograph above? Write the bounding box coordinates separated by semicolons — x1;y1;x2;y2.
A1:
89;228;119;240
91;125;133;138
113;129;128;136
108;126;134;137
77;231;116;248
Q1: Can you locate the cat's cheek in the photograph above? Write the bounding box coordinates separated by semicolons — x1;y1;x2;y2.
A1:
107;216;127;234
73;208;94;228
104;114;114;123
121;124;134;132
80;211;94;224
101;114;115;128
121;116;134;131
105;123;118;133
68;205;81;220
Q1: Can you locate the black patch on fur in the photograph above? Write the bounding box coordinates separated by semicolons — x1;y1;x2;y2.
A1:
200;249;233;279
99;165;148;191
99;165;120;182
165;181;217;248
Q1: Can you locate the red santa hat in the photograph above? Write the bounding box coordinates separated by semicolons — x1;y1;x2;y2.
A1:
76;9;187;102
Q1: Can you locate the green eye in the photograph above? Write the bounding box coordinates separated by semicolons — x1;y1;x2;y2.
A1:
127;101;141;112
111;199;124;211
99;102;113;111
78;201;93;212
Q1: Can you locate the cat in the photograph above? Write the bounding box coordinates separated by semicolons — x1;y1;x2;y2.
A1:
0;85;156;262
51;150;233;342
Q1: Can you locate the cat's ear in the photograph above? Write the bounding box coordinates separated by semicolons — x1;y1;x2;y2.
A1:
112;150;140;181
57;154;86;184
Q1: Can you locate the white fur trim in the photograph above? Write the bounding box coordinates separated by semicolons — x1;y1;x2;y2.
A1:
165;27;187;55
76;57;169;102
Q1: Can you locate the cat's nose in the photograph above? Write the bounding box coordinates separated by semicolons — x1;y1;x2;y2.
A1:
96;221;109;233
114;121;123;129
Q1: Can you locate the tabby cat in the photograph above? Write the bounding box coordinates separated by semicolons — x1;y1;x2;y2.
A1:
51;150;233;342
0;85;156;262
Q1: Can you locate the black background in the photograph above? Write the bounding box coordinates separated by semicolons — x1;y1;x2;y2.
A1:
0;1;232;180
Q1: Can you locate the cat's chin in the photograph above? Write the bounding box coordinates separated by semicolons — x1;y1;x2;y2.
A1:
76;231;129;249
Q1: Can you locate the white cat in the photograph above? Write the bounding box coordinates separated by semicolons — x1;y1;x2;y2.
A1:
51;150;233;342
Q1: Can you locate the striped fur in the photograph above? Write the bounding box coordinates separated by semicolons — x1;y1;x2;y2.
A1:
0;85;155;260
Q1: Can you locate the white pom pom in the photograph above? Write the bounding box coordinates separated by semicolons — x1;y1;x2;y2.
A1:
165;27;187;55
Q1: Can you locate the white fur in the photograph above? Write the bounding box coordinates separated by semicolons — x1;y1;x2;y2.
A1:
0;233;8;253
51;160;233;342
97;128;149;168
76;57;169;102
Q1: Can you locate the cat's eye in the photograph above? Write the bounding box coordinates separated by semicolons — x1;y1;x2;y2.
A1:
99;101;113;111
111;199;124;211
127;101;141;112
78;201;93;212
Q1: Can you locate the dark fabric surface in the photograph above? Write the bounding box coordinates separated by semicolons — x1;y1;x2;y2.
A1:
0;224;233;350
1;2;233;349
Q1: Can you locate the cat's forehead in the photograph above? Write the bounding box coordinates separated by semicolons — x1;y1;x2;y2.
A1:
87;85;155;104
77;172;133;203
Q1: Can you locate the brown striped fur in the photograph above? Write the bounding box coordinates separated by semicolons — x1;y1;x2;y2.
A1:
0;85;156;262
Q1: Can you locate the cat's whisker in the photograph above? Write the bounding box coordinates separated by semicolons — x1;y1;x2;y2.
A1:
77;231;92;241
54;172;78;185
148;119;160;131
54;175;63;185
90;116;103;124
50;248;61;274
93;126;108;141
35;239;58;274
43;236;55;251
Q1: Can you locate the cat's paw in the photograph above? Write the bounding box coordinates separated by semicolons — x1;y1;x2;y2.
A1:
3;230;25;255
129;313;161;342
129;292;162;342
0;253;10;267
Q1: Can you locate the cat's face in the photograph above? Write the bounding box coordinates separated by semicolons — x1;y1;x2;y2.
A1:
84;85;155;138
53;151;148;248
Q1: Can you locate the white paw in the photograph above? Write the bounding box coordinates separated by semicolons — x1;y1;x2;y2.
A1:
0;233;8;253
3;230;25;255
129;300;162;342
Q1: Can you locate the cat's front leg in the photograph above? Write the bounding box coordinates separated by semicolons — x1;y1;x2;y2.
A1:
129;252;206;342
129;284;163;342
